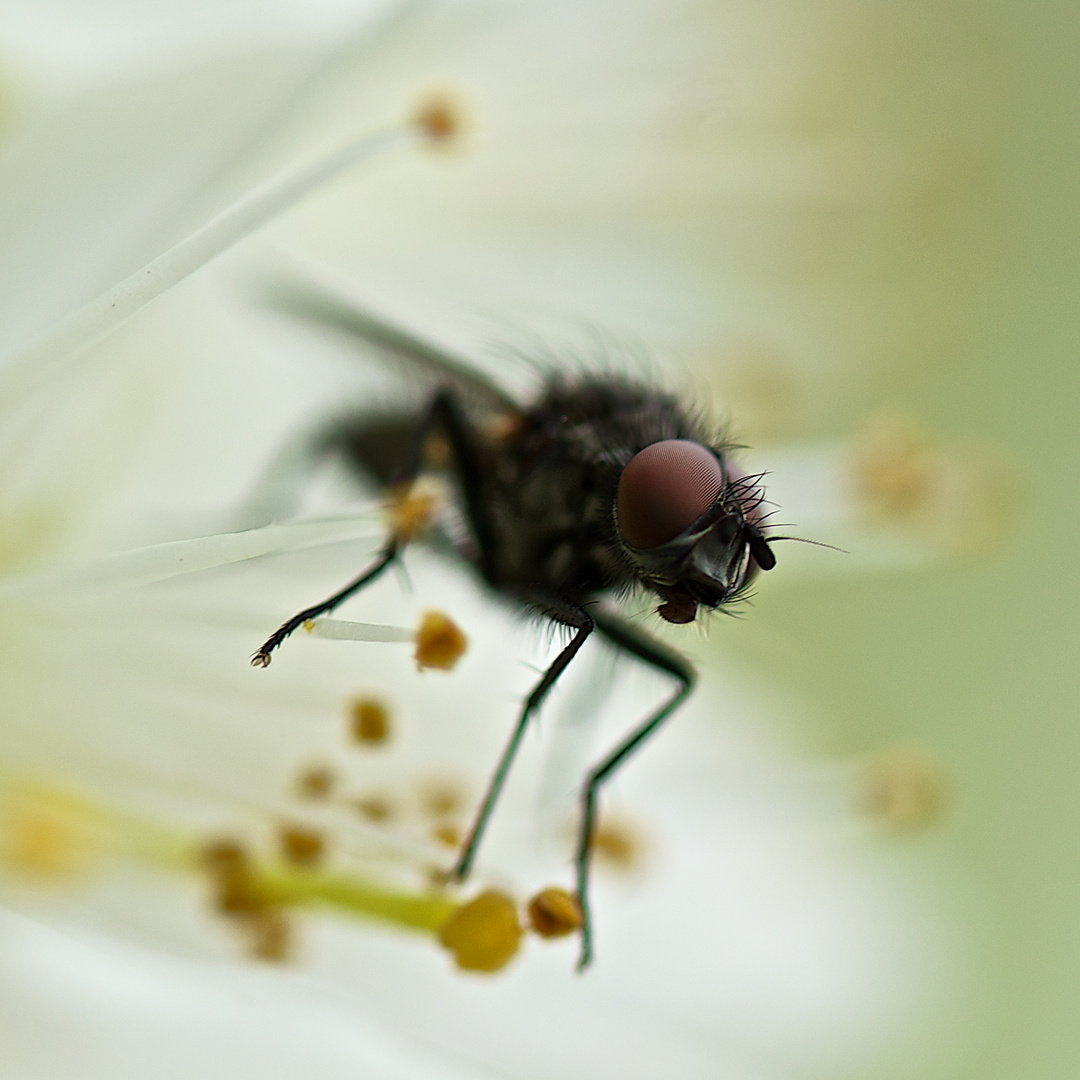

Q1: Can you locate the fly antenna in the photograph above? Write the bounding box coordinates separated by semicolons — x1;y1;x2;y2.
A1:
765;535;849;555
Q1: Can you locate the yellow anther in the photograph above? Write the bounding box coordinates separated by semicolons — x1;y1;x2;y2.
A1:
859;748;948;831
349;697;391;745
248;909;295;963
850;413;1009;552
201;838;247;875
851;414;937;521
593;816;645;871
437;890;523;973
202;843;295;961
388;480;441;542
527;887;583;939
414;611;467;671
296;765;335;800
200;837;270;917
278;823;326;868
0;781;106;880
353;794;394;823
431;823;462;848
420;780;464;819
413;92;466;145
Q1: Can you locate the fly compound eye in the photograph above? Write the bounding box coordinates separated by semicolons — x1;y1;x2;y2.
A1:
617;439;724;549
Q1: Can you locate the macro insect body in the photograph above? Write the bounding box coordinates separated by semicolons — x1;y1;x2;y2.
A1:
252;281;777;969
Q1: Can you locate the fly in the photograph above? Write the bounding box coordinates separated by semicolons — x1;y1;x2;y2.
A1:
251;277;777;969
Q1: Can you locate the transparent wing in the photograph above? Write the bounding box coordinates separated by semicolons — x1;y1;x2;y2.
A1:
255;266;519;413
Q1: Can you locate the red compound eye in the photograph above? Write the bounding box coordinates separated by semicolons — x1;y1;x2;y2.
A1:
617;440;724;549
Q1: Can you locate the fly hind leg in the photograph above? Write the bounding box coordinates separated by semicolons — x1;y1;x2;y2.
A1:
575;612;696;970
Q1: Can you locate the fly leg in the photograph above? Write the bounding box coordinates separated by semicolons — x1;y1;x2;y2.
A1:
250;545;400;666
252;388;497;666
575;612;696;970
449;599;594;883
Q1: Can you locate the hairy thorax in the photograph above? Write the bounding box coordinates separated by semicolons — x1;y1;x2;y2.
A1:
477;379;708;604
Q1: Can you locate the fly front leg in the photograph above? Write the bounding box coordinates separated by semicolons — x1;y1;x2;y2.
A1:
449;599;595;883
252;388;497;666
575;612;696;970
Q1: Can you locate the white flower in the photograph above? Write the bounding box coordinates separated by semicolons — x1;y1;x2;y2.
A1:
0;2;1063;1079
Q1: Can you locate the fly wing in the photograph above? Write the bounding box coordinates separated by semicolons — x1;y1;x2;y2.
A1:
235;264;523;530
256;267;519;413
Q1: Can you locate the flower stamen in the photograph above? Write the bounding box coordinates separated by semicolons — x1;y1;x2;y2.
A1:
296;765;335;800
278;823;327;868
306;609;468;673
527;887;583;939
1;105;436;395
414;611;468;671
858;748;949;831
437;890;523;973
349;697;392;746
413;91;467;146
0;780;107;880
388;478;443;542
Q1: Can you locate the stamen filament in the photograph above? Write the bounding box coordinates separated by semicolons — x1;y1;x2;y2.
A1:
0;122;416;396
308;613;469;674
0;776;459;937
307;618;416;643
254;865;457;933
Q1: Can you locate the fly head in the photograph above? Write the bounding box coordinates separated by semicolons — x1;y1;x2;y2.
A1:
614;439;775;624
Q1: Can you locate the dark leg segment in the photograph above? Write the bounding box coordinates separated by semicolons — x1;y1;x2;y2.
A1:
575;613;696;970
415;393;499;583
251;543;399;665
253;389;498;665
450;600;595;882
